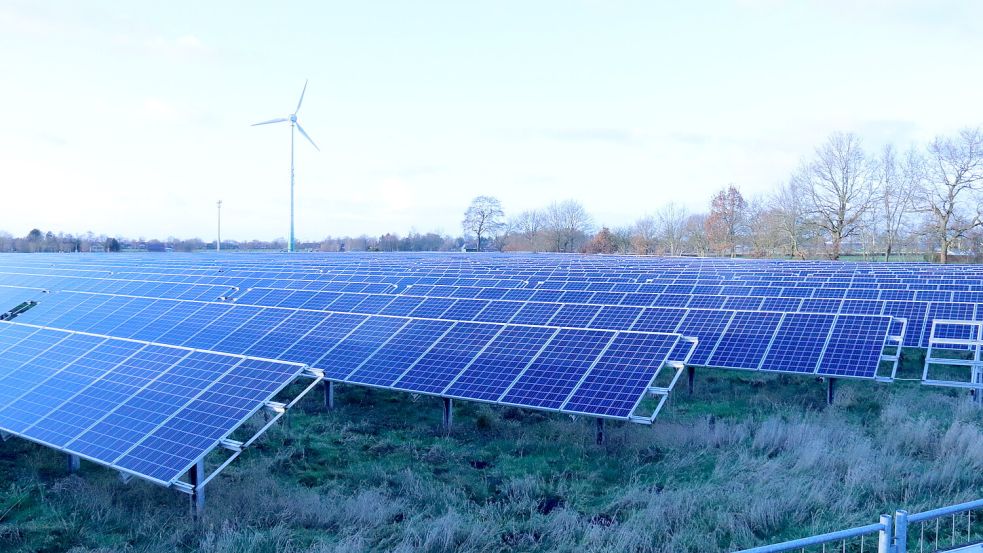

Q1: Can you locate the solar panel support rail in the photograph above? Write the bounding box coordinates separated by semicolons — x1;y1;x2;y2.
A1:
923;319;983;394
630;335;698;425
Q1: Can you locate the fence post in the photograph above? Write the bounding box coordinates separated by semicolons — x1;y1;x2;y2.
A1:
878;514;893;553
894;510;909;553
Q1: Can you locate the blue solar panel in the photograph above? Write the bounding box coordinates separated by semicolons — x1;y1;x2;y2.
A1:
759;313;835;373
444;326;557;402
347;319;453;386
676;310;733;365
631;307;685;333
817;315;891;378
316;316;409;380
441;299;489;320
548;304;601;328
245;311;325;359
115;358;302;483
393;322;501;394
924;302;976;347
510;302;562;325
23;344;190;448
283;313;368;366
708;311;783;370
562;333;679;418
589;306;643;331
500;329;613;410
473;300;523;323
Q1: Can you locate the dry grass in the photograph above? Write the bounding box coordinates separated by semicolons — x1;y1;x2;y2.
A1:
1;369;982;552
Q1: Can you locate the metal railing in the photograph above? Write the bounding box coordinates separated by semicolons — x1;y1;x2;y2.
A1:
735;517;891;553
734;498;983;553
895;498;983;552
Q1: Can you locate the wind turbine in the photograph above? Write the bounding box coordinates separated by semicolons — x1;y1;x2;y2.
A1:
252;80;319;253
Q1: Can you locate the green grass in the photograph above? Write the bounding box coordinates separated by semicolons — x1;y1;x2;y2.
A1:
3;358;983;552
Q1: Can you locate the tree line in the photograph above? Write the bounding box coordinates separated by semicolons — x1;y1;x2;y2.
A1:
461;127;983;262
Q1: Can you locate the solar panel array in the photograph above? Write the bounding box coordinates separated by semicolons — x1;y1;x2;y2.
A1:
0;252;957;496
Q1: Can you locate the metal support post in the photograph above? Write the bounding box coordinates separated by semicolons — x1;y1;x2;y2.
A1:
442;397;453;432
595;417;605;445
687;365;695;395
188;459;205;517
877;514;892;553
893;509;908;553
826;377;836;406
324;380;334;410
67;454;80;473
972;365;983;405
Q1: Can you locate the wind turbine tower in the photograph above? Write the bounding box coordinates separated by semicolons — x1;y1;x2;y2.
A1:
252;80;319;252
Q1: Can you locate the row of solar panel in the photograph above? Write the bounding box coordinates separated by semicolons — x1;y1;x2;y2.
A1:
12;289;895;379
5;291;695;420
406;284;983;308
0;269;522;299
10;255;983;284
0;272;958;351
0;321;304;484
228;286;946;349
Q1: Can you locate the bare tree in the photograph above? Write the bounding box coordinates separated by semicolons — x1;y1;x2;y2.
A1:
877;144;922;261
769;179;811;259
504;209;546;252
544;200;594;253
631;216;658;254
462;196;505;251
919;128;983;263
796;132;877;260
705;185;747;257
654;202;688;256
683;213;711;256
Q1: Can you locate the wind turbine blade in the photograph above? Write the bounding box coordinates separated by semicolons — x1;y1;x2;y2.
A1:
251;117;289;126
295;79;308;114
296;122;319;151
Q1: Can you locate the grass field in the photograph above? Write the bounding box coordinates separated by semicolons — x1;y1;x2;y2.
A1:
2;352;983;552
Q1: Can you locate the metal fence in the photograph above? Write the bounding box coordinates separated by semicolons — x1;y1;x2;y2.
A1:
734;498;983;553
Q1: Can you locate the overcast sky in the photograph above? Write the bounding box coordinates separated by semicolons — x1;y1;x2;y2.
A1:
2;1;981;242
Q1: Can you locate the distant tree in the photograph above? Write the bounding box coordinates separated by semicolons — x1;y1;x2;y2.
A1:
630;216;657;254
504;210;546;252
683;214;711;256
918;128;983;263
610;226;633;253
655;202;689;256
105;237;121;252
769;179;811;259
705;185;747;256
876;144;921;261
462;196;505;251
582;227;618;254
796;132;877;260
544;200;594;252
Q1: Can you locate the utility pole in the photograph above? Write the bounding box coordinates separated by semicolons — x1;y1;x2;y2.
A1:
216;200;222;252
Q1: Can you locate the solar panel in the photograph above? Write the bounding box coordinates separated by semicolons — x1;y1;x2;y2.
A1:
817;315;891;378
393;322;502;394
707;311;784;370
561;332;679;418
499;329;613;410
444;325;558;401
759;313;836;374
